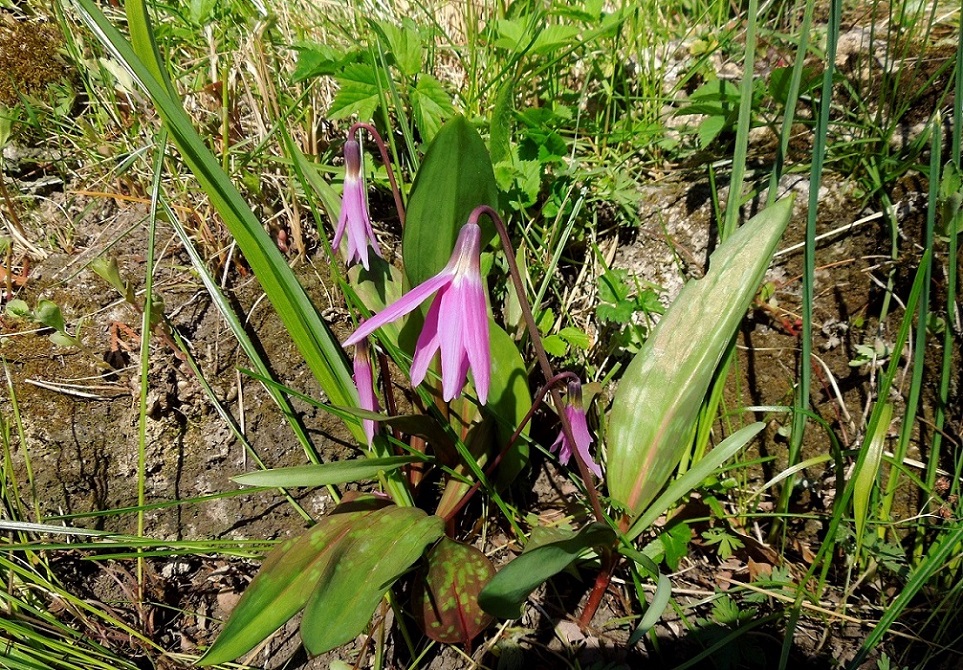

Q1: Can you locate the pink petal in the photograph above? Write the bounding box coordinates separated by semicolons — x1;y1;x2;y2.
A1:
566;405;601;478
353;341;379;447
460;274;490;404
439;280;470;401
343;272;452;347
410;291;443;387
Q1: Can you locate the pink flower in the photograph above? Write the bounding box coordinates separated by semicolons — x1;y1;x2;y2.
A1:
343;222;490;404
352;335;379;446
550;380;602;478
334;139;382;270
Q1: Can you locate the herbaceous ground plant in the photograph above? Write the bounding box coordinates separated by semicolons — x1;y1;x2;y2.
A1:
3;0;963;667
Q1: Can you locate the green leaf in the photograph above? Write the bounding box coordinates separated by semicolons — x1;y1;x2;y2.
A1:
411;75;455;143
489;81;514;164
492;17;533;52
530;24;580;54
5;299;30;319
478;523;614;619
541;334;566;357
375;19;423;77
328;63;386;121
403;116;498;287
197;497;393;665
607;198;792;519
300;507;444;655
291;43;349;81
853;402;891;551
232;456;423;488
558;326;590;350
698;114;727;149
625;423;766;542
33;300;67;333
412;538;495;643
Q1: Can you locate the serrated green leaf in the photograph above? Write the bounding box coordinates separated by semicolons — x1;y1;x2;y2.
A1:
328;63;386;121
411;75;455;143
232;456;422;488
698;115;727;149
541;334;566;357
197;497;393;666
607;199;792;518
492;17;533;52
478;523;614;619
558;326;590;350
403;116;498;287
413;538;495;643
291;43;348;81
489;81;514;164
375;19;423;77
300;507;444;654
530;24;580;54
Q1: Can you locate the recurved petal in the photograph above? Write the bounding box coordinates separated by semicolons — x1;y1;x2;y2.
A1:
343;272;452;347
566;405;601;477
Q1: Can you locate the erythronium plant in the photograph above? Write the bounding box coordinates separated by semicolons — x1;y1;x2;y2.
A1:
196;115;792;664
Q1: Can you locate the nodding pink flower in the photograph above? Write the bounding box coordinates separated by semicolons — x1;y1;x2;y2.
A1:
352;335;379;446
551;380;602;478
343;221;490;404
334;139;383;270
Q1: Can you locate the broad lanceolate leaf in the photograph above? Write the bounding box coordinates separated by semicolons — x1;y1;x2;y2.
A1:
232;456;422;488
300;507;444;655
478;523;615;619
198;497;392;666
607;198;793;518
412;538;495;643
402;116;499;287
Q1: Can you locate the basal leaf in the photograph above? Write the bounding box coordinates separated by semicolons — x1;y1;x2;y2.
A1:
403;116;498;287
607;199;792;518
232;456;422;488
197;497;392;666
412;538;495;644
478;523;614;619
300;507;444;654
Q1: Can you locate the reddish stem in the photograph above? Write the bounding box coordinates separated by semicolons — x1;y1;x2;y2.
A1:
469;205;606;524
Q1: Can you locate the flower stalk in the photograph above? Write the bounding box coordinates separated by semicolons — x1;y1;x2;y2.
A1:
470;205;606;524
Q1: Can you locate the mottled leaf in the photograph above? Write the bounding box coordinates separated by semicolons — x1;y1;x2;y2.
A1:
197;497;392;666
300;507;444;654
607;199;792;518
413;538;495;643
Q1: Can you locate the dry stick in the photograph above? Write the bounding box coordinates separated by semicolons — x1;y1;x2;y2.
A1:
349;122;406;227
471;205;606;524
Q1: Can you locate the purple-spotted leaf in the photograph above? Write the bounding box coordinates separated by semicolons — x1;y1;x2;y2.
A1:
412;538;495;644
607;198;793;518
197;496;392;666
300;507;444;655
